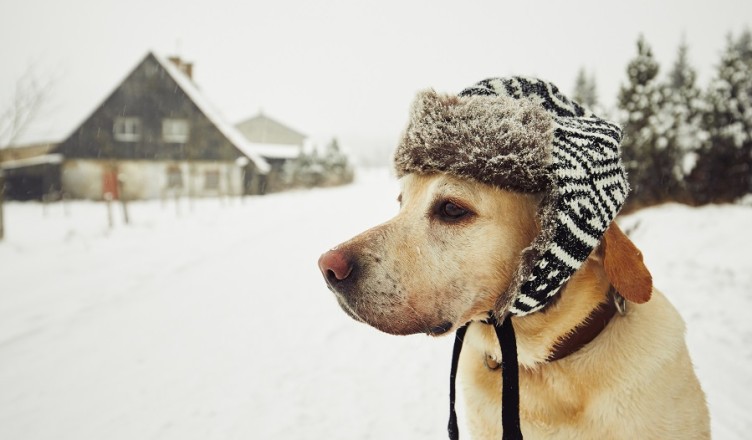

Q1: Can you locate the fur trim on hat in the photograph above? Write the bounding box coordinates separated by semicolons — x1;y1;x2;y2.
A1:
394;90;555;193
393;77;628;317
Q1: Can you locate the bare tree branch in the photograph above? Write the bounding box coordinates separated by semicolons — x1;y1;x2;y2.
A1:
0;66;55;149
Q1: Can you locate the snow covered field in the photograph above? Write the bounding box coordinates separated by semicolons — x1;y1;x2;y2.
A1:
1;168;750;439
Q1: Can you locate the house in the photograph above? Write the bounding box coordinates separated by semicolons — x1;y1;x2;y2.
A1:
235;112;305;192
54;52;271;200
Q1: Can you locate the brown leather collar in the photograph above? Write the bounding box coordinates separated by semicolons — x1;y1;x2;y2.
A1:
546;287;623;362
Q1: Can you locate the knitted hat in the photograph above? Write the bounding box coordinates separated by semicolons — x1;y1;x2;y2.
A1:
394;77;628;316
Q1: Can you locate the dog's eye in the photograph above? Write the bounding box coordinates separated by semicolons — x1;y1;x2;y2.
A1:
438;201;470;221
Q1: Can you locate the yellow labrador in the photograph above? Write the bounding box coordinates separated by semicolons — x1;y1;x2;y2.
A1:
319;172;710;439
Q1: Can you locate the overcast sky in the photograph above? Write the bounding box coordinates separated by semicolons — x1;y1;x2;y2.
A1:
1;0;750;162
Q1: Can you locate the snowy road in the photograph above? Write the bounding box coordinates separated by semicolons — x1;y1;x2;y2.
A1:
1;169;750;439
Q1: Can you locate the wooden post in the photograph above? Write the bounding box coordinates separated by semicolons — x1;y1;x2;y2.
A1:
62;192;70;217
225;166;233;206
235;157;249;203
188;164;195;212
105;192;114;229
116;169;129;225
174;189;181;217
0;171;5;241
219;180;227;207
240;166;246;204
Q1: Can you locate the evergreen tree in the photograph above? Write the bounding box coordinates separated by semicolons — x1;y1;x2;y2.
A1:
654;39;706;202
322;137;354;185
572;68;598;110
291;138;354;188
300;147;325;186
691;29;752;203
735;27;752;60
323;138;343;165
618;35;665;208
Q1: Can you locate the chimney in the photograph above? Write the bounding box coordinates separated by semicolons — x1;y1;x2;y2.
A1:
168;56;193;80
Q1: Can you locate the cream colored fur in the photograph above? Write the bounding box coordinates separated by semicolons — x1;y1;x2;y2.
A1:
460;263;710;439
323;173;710;438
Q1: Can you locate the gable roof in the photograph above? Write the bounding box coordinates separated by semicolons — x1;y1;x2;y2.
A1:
151;53;269;173
236;113;307;145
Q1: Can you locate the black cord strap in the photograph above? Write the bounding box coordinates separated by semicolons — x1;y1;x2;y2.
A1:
448;323;468;440
491;315;523;440
447;317;523;440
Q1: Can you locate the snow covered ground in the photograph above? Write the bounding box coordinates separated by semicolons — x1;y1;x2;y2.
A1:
0;168;750;439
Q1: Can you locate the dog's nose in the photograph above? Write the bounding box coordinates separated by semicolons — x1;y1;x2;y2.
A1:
318;249;353;282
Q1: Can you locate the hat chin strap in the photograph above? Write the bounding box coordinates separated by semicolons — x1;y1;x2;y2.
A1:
447;287;623;439
448;313;523;440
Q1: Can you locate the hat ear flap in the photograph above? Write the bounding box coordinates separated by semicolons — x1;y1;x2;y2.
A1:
602;223;652;304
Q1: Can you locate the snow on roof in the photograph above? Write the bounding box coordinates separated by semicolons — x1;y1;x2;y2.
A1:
151;53;270;174
236;113;307;140
0;154;63;170
246;142;302;160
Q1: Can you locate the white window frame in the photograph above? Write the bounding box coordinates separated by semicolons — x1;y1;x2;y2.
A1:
162;118;190;143
113;116;142;142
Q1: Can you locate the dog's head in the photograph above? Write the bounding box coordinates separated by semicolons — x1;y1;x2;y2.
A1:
318;172;541;336
318;171;652;337
319;77;642;335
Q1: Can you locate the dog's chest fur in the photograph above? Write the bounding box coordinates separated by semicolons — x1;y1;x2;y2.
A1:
457;290;710;440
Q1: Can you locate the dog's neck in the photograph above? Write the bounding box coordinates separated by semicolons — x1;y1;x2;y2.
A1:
475;256;612;369
515;256;611;367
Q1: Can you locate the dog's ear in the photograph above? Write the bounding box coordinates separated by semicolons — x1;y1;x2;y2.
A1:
601;223;652;304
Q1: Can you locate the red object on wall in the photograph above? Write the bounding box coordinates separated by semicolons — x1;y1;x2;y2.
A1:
103;169;119;199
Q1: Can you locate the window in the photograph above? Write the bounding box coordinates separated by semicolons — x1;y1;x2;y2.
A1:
166;165;183;189
113;117;141;142
162;118;189;143
204;170;220;190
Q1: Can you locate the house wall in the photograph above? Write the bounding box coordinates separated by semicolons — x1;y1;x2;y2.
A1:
62;159;249;200
61;160;103;199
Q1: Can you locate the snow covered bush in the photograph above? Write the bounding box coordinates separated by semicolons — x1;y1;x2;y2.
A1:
289;138;354;188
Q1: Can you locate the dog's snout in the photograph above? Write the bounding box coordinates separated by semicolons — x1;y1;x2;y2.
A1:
318;249;354;282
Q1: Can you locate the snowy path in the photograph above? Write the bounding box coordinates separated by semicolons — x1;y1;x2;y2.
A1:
1;169;750;439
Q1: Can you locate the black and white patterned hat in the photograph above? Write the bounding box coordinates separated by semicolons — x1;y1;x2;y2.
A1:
394;77;628;316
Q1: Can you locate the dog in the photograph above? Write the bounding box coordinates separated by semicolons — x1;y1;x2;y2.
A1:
318;78;710;439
